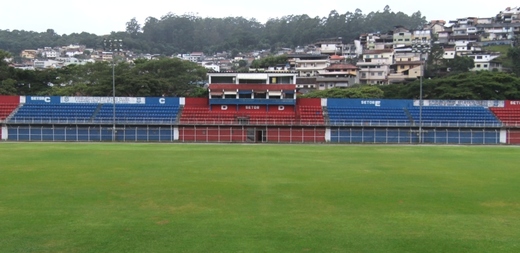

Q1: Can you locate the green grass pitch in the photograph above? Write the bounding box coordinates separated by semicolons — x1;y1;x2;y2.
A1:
1;143;519;253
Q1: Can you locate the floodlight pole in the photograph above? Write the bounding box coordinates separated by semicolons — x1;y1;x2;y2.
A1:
103;38;123;142
412;39;430;144
419;61;423;144
112;57;116;142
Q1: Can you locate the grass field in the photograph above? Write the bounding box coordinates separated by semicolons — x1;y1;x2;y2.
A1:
1;143;519;253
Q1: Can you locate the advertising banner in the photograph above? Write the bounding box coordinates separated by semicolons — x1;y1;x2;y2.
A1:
145;97;180;105
327;99;413;108
416;100;504;108
25;96;60;104
505;100;520;108
60;96;146;104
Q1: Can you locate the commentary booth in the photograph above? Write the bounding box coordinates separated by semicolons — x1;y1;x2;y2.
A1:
178;72;326;143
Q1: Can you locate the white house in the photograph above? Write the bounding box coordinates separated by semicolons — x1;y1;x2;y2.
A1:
34;60;60;69
42;49;60;59
357;49;394;85
202;62;220;72
288;54;330;77
443;47;456;59
468;53;501;71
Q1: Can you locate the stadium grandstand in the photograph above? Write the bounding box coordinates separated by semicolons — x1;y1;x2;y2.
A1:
1;78;520;144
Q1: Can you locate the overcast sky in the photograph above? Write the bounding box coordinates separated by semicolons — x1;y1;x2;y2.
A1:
1;0;518;35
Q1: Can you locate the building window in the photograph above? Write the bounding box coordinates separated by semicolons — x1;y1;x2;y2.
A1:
476;64;481;68
484;64;488;68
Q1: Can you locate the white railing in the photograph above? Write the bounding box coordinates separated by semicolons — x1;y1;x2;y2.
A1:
329;120;504;128
179;119;326;126
7;117;178;125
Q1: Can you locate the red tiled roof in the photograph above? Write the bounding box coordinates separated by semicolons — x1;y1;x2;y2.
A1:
330;55;344;60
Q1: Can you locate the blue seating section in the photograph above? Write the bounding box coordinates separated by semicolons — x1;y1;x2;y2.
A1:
94;104;180;123
10;104;98;123
408;106;501;126
10;103;180;124
327;101;502;127
328;107;410;126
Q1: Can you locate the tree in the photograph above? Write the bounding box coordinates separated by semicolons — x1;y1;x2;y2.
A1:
508;46;520;76
251;55;288;68
381;71;520;100
301;86;384;98
426;43;445;76
126;18;142;37
186;86;209;97
125;58;207;97
447;56;475;73
0;49;11;67
0;78;17;95
233;60;249;72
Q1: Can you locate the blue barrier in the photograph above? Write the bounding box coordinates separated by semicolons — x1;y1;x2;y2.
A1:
25;96;61;104
145;97;180;105
327;99;414;108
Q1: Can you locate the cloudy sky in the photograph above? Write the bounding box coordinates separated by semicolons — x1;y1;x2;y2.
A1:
1;0;518;35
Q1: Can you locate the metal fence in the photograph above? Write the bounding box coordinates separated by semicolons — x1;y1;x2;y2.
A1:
2;125;510;145
330;127;501;144
7;125;177;142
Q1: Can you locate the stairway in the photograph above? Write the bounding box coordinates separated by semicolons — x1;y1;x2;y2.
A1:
322;106;330;124
403;108;415;125
5;103;23;122
90;104;104;121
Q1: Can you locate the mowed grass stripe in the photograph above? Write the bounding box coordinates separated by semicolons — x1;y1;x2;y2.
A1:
0;143;519;253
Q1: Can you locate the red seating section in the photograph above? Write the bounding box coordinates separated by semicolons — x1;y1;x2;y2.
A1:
298;105;325;125
0;104;18;120
0;96;20;121
180;98;325;125
181;107;236;124
180;106;298;125
490;108;520;126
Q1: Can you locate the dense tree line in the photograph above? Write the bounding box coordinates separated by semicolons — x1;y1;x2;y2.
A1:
0;6;426;55
381;71;520;100
0;50;207;97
